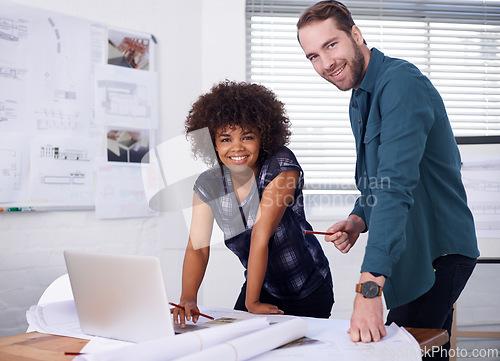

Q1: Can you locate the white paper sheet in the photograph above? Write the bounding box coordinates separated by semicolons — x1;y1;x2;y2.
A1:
0;1;102;137
250;318;421;361
26;302;421;361
176;318;308;361
93;65;158;129
75;317;269;361
107;27;156;72
95;157;158;219
26;300;88;339
29;135;97;204
0;134;30;202
179;306;295;329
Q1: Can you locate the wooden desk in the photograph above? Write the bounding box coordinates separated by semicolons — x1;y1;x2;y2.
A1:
0;328;448;361
0;332;87;361
406;327;449;351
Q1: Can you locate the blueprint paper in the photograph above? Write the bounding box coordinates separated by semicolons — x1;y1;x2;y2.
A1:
0;2;105;137
1;2;159;216
29;135;97;204
93;64;158;129
0;134;30;202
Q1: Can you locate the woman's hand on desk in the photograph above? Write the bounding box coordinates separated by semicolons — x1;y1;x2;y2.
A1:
246;301;284;315
172;300;200;328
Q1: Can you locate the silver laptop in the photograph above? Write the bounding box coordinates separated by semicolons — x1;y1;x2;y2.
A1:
63;250;175;342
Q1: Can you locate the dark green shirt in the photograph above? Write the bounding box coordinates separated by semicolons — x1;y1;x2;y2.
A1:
350;48;479;309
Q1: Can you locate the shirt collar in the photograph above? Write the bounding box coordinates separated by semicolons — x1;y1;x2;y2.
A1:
357;47;383;93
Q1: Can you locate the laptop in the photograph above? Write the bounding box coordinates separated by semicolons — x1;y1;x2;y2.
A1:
63;250;175;342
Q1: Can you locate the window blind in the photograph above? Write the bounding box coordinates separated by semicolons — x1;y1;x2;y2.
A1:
246;0;500;190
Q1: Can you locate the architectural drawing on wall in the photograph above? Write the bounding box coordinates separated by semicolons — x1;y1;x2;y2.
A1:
107;128;149;164
42;171;86;185
94;65;158;128
0;69;26;131
29;136;96;204
109;37;149;70
0;135;29;202
0;149;22;190
40;144;89;161
0;103;5;122
36;108;84;133
108;28;151;71
47;17;61;53
1;2;158;214
95;159;158;219
0;9;29;131
0;100;17;122
0;66;27;80
0;15;28;42
21;11;98;138
97;80;150;118
53;88;77;101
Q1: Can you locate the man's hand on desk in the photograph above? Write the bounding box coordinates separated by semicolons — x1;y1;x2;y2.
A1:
172;300;200;328
349;272;387;343
349;294;387;342
246;301;284;315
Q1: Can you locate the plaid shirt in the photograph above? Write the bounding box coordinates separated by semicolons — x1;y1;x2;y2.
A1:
194;146;331;299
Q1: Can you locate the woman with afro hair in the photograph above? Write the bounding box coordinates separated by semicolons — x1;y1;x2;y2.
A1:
173;80;333;327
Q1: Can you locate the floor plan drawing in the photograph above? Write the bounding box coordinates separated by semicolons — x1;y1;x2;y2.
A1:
0;15;28;42
0;135;29;202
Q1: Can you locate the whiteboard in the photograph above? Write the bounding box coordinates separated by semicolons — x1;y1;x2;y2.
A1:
457;136;500;244
0;0;159;218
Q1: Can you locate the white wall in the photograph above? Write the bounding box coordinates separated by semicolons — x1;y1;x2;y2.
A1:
1;0;498;338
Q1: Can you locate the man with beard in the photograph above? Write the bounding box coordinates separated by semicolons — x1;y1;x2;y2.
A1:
297;1;479;359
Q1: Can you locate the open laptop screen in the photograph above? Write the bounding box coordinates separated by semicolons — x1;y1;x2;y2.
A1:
64;250;175;342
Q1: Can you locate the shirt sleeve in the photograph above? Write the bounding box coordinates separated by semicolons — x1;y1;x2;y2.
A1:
351;197;367;231
258;147;304;205
193;167;224;204
360;65;436;277
261;147;302;185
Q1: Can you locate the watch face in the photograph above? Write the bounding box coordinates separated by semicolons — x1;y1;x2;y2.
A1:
361;281;380;298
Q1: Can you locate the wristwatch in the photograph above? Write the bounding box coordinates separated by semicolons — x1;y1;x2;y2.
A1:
355;281;383;298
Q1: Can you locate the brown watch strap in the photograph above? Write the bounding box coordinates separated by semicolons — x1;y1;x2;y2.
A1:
355;282;383;296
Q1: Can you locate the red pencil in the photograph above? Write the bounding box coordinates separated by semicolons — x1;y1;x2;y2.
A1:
169;302;215;320
304;230;334;236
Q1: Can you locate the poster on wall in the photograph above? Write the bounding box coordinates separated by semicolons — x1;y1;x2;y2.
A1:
0;0;159;219
107;28;156;71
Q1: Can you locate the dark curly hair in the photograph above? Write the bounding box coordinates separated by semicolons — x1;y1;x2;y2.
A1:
185;80;291;167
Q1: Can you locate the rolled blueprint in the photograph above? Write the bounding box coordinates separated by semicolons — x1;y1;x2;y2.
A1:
176;318;308;361
75;317;269;361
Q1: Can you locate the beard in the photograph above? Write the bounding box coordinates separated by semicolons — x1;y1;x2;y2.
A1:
324;39;365;92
